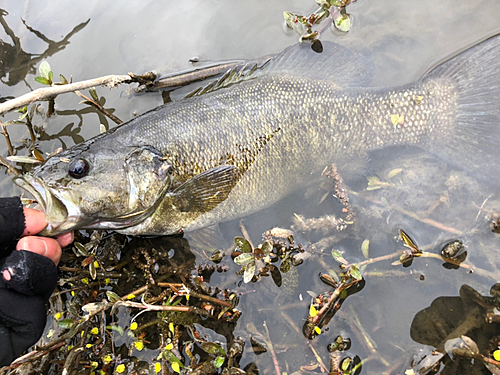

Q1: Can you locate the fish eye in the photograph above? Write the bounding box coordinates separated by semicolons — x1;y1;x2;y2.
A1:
68;159;90;179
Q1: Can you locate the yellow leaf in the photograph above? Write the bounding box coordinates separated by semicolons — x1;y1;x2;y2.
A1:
86;343;92;348
116;364;126;373
169;322;175;334
103;355;112;365
166;343;173;351
314;326;321;335
154;363;161;373
91;327;99;335
309;304;318;318
94;261;100;268
126;294;135;300
55;312;62;320
494;349;500;361
130;322;138;331
134;341;144;351
82;278;89;285
171;362;180;373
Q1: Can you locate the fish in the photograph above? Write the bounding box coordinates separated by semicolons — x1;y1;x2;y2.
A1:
14;35;500;236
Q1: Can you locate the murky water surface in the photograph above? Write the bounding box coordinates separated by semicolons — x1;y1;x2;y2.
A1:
2;1;500;374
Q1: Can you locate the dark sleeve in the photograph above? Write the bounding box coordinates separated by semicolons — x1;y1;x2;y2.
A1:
0;197;25;256
0;197;58;367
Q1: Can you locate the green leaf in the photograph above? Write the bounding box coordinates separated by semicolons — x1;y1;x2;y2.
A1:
234;253;255;266
160;350;184;368
333;9;351;33
106;325;124;336
214;355;225;368
244;262;256;283
361;239;370;259
350;265;363;280
330;0;344;6
261;240;273;256
34;76;50;85
74;241;89;257
106;291;122;303
331;250;348;265
280;257;291;273
60;74;68;84
283;11;296;30
399;229;420;252
89;261;97;280
200;341;225;356
89;87;99;102
48;70;53;82
18;112;28;121
58;319;76;329
235;236;252;253
39;61;51;80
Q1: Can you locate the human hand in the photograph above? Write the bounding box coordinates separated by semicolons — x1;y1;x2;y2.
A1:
15;207;74;266
0;197;73;366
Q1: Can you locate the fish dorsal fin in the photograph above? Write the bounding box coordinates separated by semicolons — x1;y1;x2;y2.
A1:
184;62;265;98
264;41;374;87
183;41;374;99
173;165;239;213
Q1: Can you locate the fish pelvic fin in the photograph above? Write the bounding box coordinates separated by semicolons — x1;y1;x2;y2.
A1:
425;34;500;185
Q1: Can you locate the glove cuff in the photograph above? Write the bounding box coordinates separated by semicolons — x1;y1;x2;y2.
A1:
0;197;25;257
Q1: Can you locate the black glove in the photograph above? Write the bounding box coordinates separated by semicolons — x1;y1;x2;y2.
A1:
0;197;58;367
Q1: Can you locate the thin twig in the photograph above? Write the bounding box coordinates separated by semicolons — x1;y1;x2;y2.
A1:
350;190;463;235
0;120;14;155
6;342;66;369
262;320;281;375
0;155;20;175
74;90;122;124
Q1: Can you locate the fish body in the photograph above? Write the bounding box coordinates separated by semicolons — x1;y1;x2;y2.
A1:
15;36;500;235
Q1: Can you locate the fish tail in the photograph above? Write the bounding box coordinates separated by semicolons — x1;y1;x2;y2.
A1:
425;34;500;185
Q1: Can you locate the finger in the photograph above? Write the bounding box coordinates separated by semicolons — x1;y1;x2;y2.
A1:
56;231;74;248
22;208;47;236
16;236;62;265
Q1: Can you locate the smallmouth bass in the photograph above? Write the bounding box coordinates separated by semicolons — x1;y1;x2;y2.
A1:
14;36;500;235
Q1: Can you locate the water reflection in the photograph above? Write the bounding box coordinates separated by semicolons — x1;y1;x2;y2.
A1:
410;284;500;374
0;9;89;90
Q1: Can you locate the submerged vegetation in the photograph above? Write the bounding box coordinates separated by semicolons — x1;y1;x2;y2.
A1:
1;2;500;375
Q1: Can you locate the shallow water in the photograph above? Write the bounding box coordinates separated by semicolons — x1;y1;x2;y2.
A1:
2;1;500;374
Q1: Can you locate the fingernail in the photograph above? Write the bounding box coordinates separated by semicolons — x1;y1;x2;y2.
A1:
17;237;49;257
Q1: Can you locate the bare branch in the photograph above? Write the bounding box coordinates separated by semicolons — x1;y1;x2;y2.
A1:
0;74;135;115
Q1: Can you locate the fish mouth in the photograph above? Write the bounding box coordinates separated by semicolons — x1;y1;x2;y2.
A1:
13;175;76;236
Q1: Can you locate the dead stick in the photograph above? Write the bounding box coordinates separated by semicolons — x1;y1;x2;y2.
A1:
0;121;14;155
0;74;134;115
141;58;272;92
263;320;281;375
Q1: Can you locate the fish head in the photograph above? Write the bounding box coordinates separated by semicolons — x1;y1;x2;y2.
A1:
14;142;172;235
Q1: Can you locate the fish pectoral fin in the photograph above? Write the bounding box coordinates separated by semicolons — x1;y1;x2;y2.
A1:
173;165;239;213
